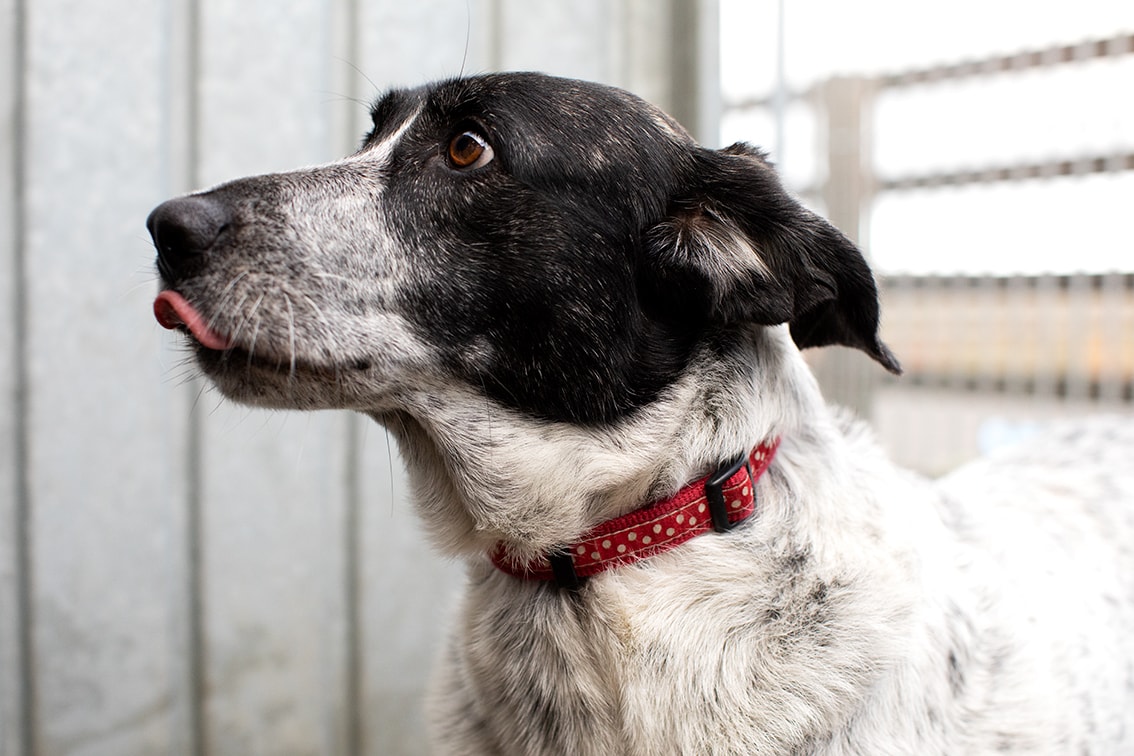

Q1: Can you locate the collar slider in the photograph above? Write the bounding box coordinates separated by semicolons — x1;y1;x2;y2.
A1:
706;454;754;533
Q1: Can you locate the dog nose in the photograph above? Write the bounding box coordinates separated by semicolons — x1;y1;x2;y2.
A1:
146;195;230;281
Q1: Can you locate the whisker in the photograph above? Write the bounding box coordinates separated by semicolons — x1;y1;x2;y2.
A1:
336;57;381;102
224;292;251;348
126;265;161;297
206;271;253;343
284;294;298;381
190;378;210;414
384;424;396;513
217;270;250;301
459;0;471;78
245;294;267;370
317;89;372;110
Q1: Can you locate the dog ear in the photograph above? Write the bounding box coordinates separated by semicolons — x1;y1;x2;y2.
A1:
645;143;901;374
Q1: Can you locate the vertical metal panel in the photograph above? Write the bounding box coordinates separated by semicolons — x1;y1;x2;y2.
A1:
154;2;207;753
1;0;29;752
614;0;671;104
484;0;721;147
494;0;612;81
356;429;464;756
352;7;478;752
326;5;365;755
357;0;478;91
19;0;186;752
190;3;354;754
668;0;721;145
196;0;333;185
198;411;351;756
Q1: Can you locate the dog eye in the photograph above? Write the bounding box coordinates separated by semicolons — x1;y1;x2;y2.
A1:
447;130;494;170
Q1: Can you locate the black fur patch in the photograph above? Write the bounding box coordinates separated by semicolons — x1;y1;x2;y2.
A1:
372;74;897;424
380;75;704;424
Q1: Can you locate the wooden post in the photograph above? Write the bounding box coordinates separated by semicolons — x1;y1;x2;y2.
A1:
814;75;881;417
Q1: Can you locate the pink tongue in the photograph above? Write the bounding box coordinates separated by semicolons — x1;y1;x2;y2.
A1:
153;290;234;351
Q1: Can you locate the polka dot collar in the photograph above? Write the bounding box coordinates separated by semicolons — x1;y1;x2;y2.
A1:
490;438;781;589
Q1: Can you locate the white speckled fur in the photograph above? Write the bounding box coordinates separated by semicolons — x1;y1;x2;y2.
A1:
418;330;1134;755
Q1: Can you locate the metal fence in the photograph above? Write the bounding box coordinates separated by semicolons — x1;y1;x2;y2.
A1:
725;32;1134;474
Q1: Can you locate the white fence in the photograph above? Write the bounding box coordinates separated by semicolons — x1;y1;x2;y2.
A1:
727;32;1134;474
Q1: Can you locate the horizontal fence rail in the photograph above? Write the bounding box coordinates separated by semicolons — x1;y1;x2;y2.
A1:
725;32;1134;110
878;152;1134;191
878;33;1134;88
881;274;1134;402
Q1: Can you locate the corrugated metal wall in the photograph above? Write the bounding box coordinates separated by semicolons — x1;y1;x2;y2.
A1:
0;2;719;754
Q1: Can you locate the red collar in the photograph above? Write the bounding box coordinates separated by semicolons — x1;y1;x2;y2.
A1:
490;439;780;588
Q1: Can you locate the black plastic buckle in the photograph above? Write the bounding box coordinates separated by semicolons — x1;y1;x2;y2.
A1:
705;453;753;533
548;548;583;591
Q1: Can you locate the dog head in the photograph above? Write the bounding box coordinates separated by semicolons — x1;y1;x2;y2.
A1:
149;72;898;427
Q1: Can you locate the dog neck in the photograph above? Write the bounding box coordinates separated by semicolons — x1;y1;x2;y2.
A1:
375;326;825;562
489;437;781;588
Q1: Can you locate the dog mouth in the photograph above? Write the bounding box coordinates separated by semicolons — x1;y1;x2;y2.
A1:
153;290;235;351
153;289;371;379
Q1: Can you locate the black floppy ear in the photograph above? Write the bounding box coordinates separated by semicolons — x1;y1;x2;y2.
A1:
645;143;901;374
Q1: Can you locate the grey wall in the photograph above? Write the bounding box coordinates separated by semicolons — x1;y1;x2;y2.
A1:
0;1;717;754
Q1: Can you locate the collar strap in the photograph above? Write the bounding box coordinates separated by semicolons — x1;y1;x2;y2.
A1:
490;438;780;589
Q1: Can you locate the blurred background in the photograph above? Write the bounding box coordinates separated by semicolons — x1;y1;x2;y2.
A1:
1;1;1130;754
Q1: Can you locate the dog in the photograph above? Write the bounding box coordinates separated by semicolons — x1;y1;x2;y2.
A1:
148;72;1134;754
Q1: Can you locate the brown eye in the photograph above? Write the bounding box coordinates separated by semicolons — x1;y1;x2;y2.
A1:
447;130;494;170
